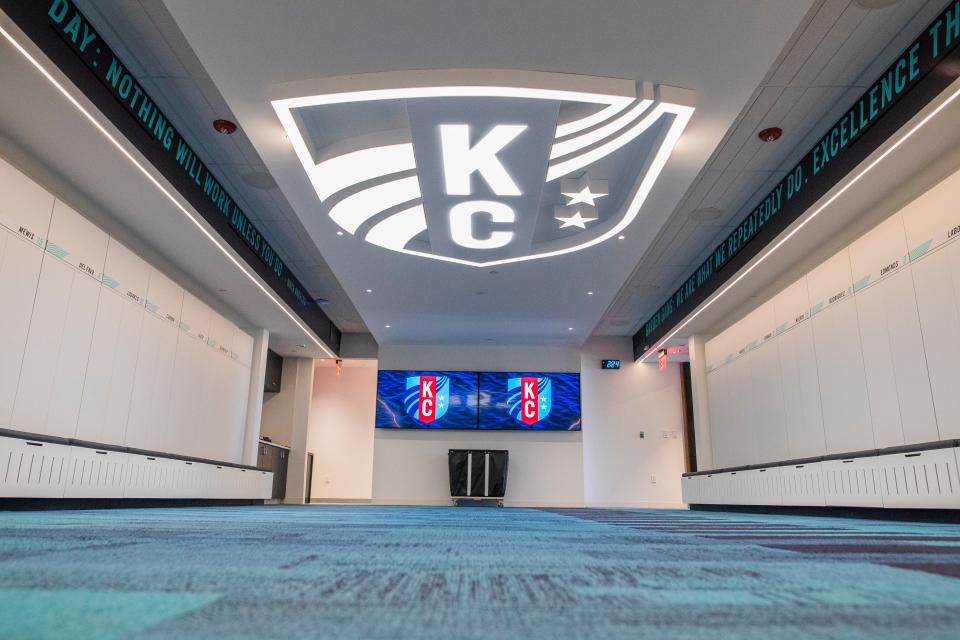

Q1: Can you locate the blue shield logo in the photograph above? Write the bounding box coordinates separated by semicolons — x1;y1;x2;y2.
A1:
404;375;449;423
507;376;551;425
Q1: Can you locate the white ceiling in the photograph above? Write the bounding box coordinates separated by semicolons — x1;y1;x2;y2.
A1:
158;0;815;346
599;0;943;338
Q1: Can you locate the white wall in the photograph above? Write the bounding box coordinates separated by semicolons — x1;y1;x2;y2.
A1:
703;165;960;469
307;359;377;501
581;336;686;507
0;152;253;464
372;344;584;506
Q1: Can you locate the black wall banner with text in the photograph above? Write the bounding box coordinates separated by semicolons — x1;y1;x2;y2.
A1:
634;0;960;360
0;0;341;354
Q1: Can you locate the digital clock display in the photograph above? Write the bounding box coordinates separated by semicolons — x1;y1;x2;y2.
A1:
601;359;621;370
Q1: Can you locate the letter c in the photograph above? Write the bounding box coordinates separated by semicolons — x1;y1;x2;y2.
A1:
449;200;515;250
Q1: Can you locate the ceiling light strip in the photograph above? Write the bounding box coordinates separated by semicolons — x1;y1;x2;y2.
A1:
275;86;631;109
549;98;653;159
638;82;960;363
0;24;335;357
554;99;635;139
311;143;416;201
329;176;422;234
365;205;428;250
547;103;687;181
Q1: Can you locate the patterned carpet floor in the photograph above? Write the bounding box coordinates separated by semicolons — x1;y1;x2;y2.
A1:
1;505;960;639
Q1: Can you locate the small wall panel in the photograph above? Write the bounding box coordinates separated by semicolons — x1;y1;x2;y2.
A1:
63;448;128;498
878;447;960;509
0;436;70;498
779;462;826;506
823;457;883;508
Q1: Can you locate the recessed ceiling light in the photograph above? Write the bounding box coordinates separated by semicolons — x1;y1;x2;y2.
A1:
587;291;594;295
314;297;329;305
336;230;344;236
365;288;372;293
217;288;228;293
618;235;625;240
385;324;391;328
297;343;306;348
568;327;574;331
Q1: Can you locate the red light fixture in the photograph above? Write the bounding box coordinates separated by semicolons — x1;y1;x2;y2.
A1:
212;118;237;135
758;126;782;142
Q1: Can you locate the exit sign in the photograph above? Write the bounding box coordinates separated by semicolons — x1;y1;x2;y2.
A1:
601;359;621;369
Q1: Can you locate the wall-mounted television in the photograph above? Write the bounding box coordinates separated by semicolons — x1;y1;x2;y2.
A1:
478;372;581;431
374;370;478;429
374;369;581;431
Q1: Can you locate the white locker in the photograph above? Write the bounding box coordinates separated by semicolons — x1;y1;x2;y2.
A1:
126;270;182;453
808;249;875;454
0;231;46;430
231;326;255;367
12;200;107;439
0;161;54;430
748;336;789;464
0;436;70;497
166;292;212;458
823;457;883;507
0;156;54;246
877;447;960;509
910;241;960;440
76;240;150;446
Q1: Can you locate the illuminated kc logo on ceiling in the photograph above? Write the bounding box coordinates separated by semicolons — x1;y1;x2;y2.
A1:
272;70;693;267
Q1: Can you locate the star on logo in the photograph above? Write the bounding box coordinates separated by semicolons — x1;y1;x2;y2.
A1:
561;174;609;206
554;203;598;229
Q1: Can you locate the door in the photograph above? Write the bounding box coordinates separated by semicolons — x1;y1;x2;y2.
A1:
305;452;314;504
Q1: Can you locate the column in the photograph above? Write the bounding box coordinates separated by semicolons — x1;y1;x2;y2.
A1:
687;334;713;470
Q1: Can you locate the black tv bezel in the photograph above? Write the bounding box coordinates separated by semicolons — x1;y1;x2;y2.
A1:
374;369;582;432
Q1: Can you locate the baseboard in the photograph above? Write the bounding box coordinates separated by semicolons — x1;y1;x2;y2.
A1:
690;503;960;523
585;501;688;509
309;498;372;504
370;498;586;508
0;498;265;511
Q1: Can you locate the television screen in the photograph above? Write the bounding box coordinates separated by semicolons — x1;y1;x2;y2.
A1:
375;370;478;429
478;372;581;430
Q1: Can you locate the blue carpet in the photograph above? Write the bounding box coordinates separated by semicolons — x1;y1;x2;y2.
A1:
1;506;960;638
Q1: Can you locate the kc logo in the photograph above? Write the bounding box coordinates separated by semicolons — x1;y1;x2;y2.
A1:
508;376;552;426
404;375;449;424
273;70;694;267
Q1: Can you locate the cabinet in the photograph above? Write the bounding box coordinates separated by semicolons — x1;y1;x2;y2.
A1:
257;441;288;499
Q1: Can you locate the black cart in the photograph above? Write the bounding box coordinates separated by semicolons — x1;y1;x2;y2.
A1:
448;449;508;507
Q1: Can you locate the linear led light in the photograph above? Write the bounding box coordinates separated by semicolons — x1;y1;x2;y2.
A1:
312;143;415;201
329;175;421;234
638;81;960;363
550;98;653;159
0;24;335;358
555;99;634;138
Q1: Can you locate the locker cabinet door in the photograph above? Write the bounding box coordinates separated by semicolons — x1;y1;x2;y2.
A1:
0;233;45;429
